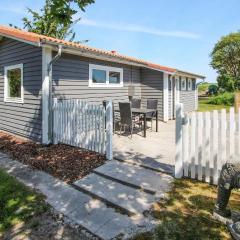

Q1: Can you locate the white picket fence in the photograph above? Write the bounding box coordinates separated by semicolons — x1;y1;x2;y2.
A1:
52;98;113;160
175;103;240;184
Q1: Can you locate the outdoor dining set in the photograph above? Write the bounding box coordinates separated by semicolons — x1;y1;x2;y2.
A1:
104;99;159;138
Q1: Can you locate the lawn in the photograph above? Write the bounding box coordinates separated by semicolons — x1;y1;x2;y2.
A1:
198;98;231;112
0;169;85;239
135;179;240;240
0;169;48;238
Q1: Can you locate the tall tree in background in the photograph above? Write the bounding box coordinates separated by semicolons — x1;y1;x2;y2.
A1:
210;32;240;91
20;0;94;41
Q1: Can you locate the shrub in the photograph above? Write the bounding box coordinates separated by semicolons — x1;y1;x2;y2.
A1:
207;84;218;95
207;92;234;106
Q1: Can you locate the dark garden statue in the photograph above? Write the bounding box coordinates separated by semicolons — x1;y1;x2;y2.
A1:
213;163;240;239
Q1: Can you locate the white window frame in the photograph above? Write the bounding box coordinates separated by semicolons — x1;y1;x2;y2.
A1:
181;77;187;91
89;64;123;88
188;78;192;90
4;64;24;103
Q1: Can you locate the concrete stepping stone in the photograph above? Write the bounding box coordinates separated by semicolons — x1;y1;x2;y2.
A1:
0;153;152;240
114;156;174;175
74;173;156;215
93;160;173;196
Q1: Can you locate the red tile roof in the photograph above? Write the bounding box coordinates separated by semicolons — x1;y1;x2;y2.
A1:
0;25;205;78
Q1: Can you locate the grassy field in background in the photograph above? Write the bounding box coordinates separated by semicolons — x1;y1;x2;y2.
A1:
198;98;231;112
134;179;240;240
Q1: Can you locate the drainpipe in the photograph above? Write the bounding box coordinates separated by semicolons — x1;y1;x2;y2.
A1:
47;45;62;143
48;45;63;73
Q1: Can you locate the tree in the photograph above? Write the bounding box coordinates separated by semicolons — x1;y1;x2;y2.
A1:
210;32;240;91
19;0;94;41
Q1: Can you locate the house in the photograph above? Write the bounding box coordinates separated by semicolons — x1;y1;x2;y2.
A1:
0;25;205;144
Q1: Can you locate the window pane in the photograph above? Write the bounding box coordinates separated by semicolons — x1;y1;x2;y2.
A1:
92;69;106;83
109;71;120;84
7;68;21;98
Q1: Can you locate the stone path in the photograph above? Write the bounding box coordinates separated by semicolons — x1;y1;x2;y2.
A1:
74;160;173;217
0;152;173;240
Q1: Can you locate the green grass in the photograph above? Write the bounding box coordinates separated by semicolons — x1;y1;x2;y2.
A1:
198;98;231;112
0;169;49;235
134;179;240;240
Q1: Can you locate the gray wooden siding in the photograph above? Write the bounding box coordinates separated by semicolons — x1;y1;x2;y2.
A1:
140;68;164;120
0;38;42;141
179;78;197;112
52;53;142;108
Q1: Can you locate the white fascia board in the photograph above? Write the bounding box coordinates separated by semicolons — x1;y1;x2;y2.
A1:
0;33;41;47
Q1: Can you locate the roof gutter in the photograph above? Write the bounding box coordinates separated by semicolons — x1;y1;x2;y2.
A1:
43;41;177;74
42;41;205;78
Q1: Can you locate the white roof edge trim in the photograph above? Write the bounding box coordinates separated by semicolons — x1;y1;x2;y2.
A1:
0;33;41;47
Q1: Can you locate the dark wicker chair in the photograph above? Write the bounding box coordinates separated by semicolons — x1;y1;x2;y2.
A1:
146;99;158;130
131;98;141;109
119;102;140;138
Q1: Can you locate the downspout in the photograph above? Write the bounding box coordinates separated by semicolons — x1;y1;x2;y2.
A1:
47;45;62;143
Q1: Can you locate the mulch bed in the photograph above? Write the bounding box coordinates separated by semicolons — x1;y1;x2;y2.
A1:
0;131;106;184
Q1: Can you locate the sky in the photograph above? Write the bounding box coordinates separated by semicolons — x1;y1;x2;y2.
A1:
0;0;240;82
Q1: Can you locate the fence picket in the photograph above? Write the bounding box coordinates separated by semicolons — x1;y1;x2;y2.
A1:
183;113;189;177
197;112;203;181
220;109;227;170
204;111;211;183
212;110;218;185
229;107;235;162
190;112;196;179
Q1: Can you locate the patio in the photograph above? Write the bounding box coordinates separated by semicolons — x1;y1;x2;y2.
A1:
113;120;175;174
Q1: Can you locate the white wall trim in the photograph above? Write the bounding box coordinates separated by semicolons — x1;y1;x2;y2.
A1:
163;72;169;122
42;47;52;144
175;76;180;105
4;63;24;103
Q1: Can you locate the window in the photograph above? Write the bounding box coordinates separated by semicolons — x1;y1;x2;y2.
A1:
92;69;107;84
89;64;123;87
188;78;192;90
181;77;186;90
4;64;23;103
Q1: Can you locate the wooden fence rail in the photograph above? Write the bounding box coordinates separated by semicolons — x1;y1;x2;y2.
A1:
175;103;240;184
52;98;113;159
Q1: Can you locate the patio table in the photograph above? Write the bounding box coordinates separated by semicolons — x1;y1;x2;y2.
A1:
115;108;158;138
132;108;158;137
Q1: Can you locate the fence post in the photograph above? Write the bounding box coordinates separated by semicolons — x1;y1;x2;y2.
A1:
106;101;113;160
175;103;184;178
53;98;58;144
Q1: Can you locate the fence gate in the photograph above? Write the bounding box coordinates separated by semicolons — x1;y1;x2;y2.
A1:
52;98;113;160
175;103;240;184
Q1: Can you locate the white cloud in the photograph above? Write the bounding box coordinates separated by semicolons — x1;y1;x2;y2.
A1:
79;18;201;39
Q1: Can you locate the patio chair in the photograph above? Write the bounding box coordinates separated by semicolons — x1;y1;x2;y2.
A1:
146;99;158;130
119;102;140;138
130;98;142;124
131;98;141;108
